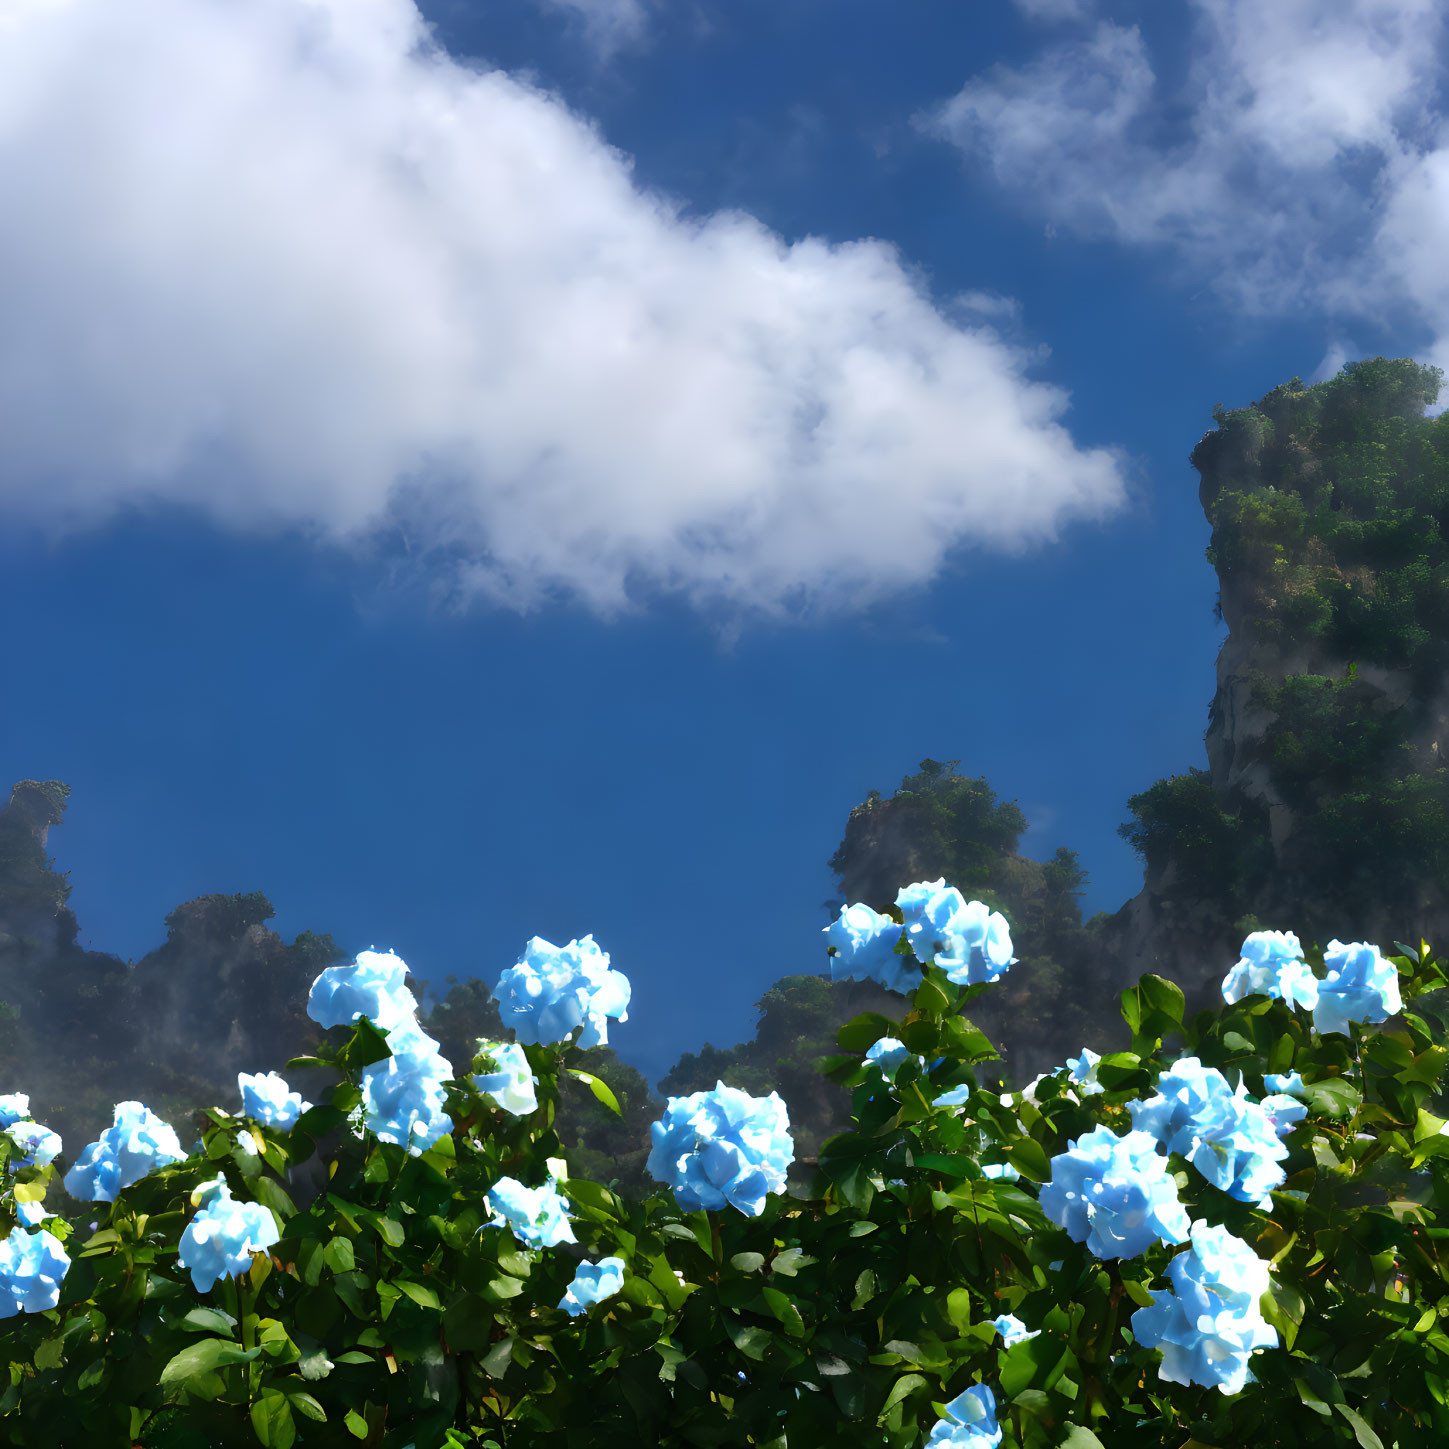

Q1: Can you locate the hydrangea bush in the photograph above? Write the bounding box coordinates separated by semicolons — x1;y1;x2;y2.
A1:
0;884;1442;1448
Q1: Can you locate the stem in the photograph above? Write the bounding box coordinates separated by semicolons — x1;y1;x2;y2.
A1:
234;1275;248;1405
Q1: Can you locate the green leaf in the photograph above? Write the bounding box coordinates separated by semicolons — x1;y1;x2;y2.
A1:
1004;1137;1050;1182
324;1237;355;1274
1121;975;1185;1042
337;1017;394;1071
250;1388;297;1449
253;1177;298;1222
285;1390;327;1423
1333;1404;1385;1449
880;1372;929;1416
393;1279;440;1310
295;1105;344;1135
159;1339;261;1390
176;1307;237;1336
285;1056;331;1073
344;1408;369;1439
837;1012;903;1053
1057;1430;1106;1449
566;1069;623;1117
1305;1078;1361;1119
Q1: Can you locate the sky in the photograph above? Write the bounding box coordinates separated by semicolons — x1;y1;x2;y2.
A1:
3;0;1449;1098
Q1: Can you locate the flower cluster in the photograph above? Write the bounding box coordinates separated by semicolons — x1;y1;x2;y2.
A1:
1314;939;1403;1037
1039;1125;1191;1259
823;880;1017;994
822;902;917;993
0;1095;62;1171
3;1118;61;1170
896;879;1016;985
305;950;455;1155
1129;1057;1288;1208
177;1176;282;1294
1219;931;1401;1039
646;1079;794;1218
493;935;631;1050
237;1070;311;1130
1065;1046;1106;1096
1221;930;1319;1011
925;1383;1002;1449
557;1255;626;1317
359;1021;454;1156
306;948;418;1032
482;1175;579;1251
0;1224;69;1318
472;1038;540;1117
991;1313;1039;1346
1131;1222;1278;1394
64;1101;186;1203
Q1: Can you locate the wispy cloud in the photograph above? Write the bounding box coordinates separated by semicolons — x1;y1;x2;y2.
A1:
0;0;1129;630
528;0;653;59
918;0;1449;372
1012;0;1096;24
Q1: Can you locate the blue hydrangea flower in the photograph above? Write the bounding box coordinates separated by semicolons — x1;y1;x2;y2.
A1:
991;1313;1039;1346
864;1037;918;1081
0;1225;69;1317
646;1080;793;1218
3;1120;60;1170
896;881;1016;985
1130;1222;1278;1395
1221;931;1319;1011
1259;1094;1308;1137
0;1096;29;1130
1128;1058;1287;1208
1312;940;1402;1037
472;1039;540;1116
935;899;1016;986
359;1022;454;1155
494;936;630;1049
823;903;918;993
177;1176;282;1294
237;1071;311;1130
482;1175;578;1250
1263;1071;1305;1097
1065;1047;1106;1096
925;1383;1002;1449
307;949;419;1033
64;1102;186;1203
557;1254;626;1316
1039;1126;1191;1260
15;1202;52;1228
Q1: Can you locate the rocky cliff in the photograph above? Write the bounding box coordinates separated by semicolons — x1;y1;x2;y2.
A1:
1094;357;1449;1021
0;779;339;1151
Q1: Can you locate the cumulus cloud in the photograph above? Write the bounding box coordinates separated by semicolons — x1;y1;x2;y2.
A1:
918;0;1449;344
0;0;1127;627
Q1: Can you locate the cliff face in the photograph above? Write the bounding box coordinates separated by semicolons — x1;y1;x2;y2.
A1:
0;781;338;1149
1097;359;1449;1019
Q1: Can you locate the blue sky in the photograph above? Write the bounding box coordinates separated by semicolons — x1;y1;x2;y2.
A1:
3;0;1447;1097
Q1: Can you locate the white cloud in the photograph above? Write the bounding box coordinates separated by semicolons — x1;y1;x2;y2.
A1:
0;0;1129;629
529;0;652;58
918;0;1449;344
1012;0;1094;23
